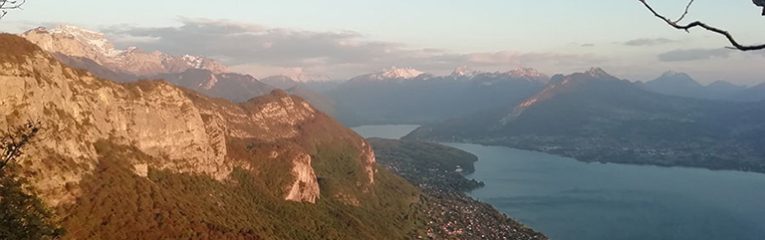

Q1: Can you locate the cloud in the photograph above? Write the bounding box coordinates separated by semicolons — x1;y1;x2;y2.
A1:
106;18;378;66
624;38;676;46
658;48;732;62
105;18;604;79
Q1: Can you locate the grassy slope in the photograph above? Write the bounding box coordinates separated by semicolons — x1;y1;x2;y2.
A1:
60;140;422;240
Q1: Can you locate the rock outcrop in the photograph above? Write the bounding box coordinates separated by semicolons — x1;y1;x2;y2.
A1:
284;153;320;203
0;34;374;207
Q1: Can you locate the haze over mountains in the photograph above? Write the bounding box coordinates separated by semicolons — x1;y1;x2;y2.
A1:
20;25;765;129
14;24;765;178
329;66;548;126
407;68;765;173
640;71;765;101
18;25;554;127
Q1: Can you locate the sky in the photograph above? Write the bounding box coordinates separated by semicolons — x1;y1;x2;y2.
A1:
1;0;764;84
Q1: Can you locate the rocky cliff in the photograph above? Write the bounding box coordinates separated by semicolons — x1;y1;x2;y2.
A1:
0;34;423;239
1;33;379;205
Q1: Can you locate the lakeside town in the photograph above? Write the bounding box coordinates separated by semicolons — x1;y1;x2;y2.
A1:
368;138;546;240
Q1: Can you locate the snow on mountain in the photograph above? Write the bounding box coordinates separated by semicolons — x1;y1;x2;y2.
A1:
509;67;548;81
201;74;219;90
22;25;227;76
183;54;206;69
349;66;551;85
348;67;428;82
378;67;425;79
451;66;480;78
48;25;125;57
448;66;549;84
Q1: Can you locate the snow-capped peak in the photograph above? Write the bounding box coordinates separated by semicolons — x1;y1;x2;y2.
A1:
49;25;101;36
48;25;124;57
379;67;424;79
451;66;480;78
22;25;230;76
182;54;205;69
509;67;546;79
353;67;426;82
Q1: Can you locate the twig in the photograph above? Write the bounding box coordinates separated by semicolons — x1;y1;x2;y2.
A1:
0;121;40;172
0;0;26;9
0;0;26;20
674;0;695;23
639;0;765;51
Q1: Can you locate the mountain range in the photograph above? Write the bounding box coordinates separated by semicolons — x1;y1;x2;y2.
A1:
328;66;548;126
28;25;765;131
640;71;765;101
20;25;353;116
22;25;276;103
407;68;765;173
22;25;228;76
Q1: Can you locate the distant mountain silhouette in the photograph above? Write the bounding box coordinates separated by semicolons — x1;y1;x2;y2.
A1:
737;82;765;102
641;71;754;101
328;67;548;126
408;68;765;173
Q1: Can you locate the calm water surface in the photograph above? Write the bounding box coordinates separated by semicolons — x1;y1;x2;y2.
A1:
351;124;420;140
352;125;765;240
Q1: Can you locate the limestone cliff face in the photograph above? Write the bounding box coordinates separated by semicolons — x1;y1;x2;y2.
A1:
284;153;320;203
360;141;376;185
0;34;373;206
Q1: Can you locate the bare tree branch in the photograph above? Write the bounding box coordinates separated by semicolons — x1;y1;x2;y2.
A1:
639;0;765;51
0;0;26;20
674;0;695;23
0;121;39;173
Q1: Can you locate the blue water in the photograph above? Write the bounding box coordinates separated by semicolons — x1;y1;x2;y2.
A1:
351;124;420;140
353;125;765;240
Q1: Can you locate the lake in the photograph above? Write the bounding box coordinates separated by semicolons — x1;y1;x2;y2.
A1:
353;125;765;240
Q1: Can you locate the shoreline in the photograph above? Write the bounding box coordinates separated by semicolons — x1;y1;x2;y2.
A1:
368;138;547;239
428;139;765;175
